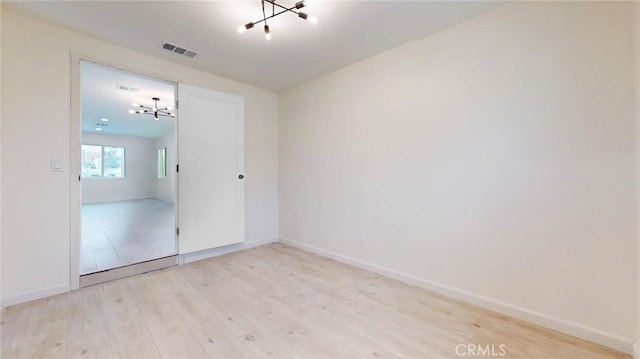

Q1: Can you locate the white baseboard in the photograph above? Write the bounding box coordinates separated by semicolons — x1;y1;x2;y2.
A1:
1;283;70;308
633;340;639;359
81;195;154;205
279;237;634;355
179;238;278;265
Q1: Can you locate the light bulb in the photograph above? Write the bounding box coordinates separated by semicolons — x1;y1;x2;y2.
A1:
309;16;318;24
132;102;139;107
264;24;271;41
128;110;135;114
95;128;102;131
237;25;247;34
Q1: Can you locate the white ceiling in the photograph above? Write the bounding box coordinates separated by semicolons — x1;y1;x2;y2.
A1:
81;61;176;138
5;0;504;92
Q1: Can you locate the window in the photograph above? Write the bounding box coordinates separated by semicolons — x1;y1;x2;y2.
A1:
81;145;125;178
158;147;167;178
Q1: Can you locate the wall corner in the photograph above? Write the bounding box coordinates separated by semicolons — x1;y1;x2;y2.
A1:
634;0;640;353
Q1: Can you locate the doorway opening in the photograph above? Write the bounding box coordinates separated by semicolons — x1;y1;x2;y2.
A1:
79;61;177;284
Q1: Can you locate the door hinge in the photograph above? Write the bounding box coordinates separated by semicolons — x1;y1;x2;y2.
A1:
176;100;179;109
176;164;179;172
78;174;81;181
176;227;180;236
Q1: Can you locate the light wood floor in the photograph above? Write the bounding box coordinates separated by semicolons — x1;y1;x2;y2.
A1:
81;198;176;274
1;243;629;358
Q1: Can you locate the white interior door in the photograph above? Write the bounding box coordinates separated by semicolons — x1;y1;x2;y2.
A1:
177;83;245;254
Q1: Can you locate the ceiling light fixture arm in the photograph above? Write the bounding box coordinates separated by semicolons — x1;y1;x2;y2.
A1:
249;7;293;27
263;0;305;18
239;0;316;38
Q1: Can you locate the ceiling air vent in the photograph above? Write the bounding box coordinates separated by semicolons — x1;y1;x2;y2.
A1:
115;84;139;92
162;42;198;58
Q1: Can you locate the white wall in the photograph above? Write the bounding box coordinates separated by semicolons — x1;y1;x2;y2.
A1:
1;9;279;304
0;8;4;303
280;1;636;352
82;132;156;203
153;129;176;204
635;2;640;357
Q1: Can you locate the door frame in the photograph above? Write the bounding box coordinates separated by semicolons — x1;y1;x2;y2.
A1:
69;53;181;290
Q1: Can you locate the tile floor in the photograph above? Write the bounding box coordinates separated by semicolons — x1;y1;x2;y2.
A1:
81;198;176;275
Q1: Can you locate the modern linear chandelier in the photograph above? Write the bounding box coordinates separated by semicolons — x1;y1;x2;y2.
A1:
128;97;175;120
238;0;317;40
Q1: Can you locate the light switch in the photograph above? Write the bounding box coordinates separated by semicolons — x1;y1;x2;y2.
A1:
50;160;63;172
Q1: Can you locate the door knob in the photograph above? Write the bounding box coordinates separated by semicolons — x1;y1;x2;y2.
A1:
238;174;245;179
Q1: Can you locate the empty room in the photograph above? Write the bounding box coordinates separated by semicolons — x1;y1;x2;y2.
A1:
80;61;178;280
1;1;639;358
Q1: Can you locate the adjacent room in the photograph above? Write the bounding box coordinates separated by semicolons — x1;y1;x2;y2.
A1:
80;62;177;276
1;1;639;358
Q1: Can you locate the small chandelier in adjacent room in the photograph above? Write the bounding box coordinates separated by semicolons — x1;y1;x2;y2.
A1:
238;0;317;41
128;97;175;120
